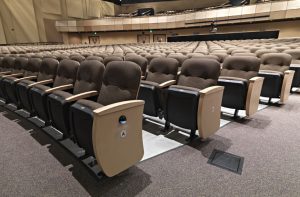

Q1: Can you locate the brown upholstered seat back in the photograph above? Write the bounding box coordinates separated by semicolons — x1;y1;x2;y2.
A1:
167;55;188;66
260;53;292;73
13;57;28;74
37;58;59;82
23;58;42;77
255;49;277;58
53;59;80;87
86;56;104;62
97;61;141;106
146;57;179;84
283;49;300;64
1;57;15;71
221;56;260;80
73;60;105;95
103;56;123;66
125;55;148;76
191;54;220;62
69;54;85;62
178;58;220;90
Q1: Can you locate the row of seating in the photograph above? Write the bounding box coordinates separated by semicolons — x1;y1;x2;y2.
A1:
0;39;299;176
0;56;145;177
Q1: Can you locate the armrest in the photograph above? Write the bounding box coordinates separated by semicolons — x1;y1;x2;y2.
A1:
44;84;73;94
92;100;145;177
65;91;98;102
246;77;264;116
2;73;23;78
28;79;54;87
0;71;11;75
158;80;176;88
14;76;37;82
198;86;224;139
280;70;295;103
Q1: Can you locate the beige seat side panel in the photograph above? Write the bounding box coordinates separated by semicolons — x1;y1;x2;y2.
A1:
280;70;295;103
197;86;224;139
246;77;264;116
92;100;144;177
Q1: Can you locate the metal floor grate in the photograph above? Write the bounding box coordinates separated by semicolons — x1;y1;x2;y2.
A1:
208;149;244;174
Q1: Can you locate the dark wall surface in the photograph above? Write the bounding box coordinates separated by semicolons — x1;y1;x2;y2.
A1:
167;31;280;42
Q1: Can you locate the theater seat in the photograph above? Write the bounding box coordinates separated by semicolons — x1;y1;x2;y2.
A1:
138;57;179;117
69;61;144;177
0;57;26;102
258;53;294;103
283;49;300;89
217;56;264;117
47;60;105;138
16;58;58;113
3;58;42;106
164;58;224;140
124;55;148;78
29;59;79;125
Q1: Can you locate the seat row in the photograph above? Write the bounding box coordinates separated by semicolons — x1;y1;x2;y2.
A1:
139;54;295;139
0;56;145;177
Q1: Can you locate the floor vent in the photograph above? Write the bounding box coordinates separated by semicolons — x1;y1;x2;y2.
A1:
208;149;244;174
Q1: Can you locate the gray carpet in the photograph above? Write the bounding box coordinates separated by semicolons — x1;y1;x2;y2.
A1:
1;94;300;197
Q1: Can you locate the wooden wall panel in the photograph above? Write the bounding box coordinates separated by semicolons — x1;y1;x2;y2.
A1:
3;0;40;43
66;0;84;18
42;0;61;15
0;15;7;44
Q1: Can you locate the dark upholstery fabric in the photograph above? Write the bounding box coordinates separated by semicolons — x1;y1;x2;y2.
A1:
97;61;141;105
260;53;292;73
125;55;148;76
167;55;188;66
178;58;220;90
255;49;277;58
166;85;200;130
76;99;103;110
210;53;228;63
283;49;300;64
146;57;179;84
13;57;28;74
86;56;103;62
23;58;42;77
69;54;85;62
37;58;59;82
191;55;220;62
46;60;104;137
103;56;123;66
221;56;261;80
145;55;163;64
73;60;105;95
53;59;80;87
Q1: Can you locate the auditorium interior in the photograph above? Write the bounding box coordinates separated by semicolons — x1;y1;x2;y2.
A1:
1;0;300;196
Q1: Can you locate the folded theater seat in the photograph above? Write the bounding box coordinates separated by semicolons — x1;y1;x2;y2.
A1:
0;57;26;102
47;60;105;139
69;61;144;177
138;57;179;118
29;59;80;126
217;56;264;118
258;53;294;104
164;58;224;140
2;58;42;106
283;49;300;90
16;58;58;114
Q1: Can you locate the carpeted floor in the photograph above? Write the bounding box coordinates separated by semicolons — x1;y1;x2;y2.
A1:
1;94;300;197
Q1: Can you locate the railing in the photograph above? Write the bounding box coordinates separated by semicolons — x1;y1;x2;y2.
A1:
56;0;300;32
